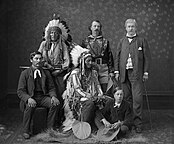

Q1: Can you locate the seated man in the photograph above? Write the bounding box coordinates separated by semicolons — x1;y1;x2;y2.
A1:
62;45;103;132
95;87;132;139
17;51;60;139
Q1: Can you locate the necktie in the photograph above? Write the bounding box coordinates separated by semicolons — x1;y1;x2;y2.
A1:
34;69;41;79
127;35;136;39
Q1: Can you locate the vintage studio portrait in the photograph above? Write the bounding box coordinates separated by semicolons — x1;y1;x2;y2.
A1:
0;0;173;143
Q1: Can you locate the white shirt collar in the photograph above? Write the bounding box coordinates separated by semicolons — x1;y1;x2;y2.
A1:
88;35;103;39
126;33;137;38
114;102;121;108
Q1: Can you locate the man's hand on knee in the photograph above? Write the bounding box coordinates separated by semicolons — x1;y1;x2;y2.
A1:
27;98;37;107
51;96;60;106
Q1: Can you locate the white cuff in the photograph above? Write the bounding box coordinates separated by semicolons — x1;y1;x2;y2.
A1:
101;118;106;123
114;71;119;74
144;72;148;75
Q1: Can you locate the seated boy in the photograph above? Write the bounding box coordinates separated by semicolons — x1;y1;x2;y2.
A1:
95;87;132;139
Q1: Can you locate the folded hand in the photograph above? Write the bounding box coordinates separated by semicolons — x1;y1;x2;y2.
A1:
52;70;61;76
51;96;60;106
102;119;111;128
112;121;122;129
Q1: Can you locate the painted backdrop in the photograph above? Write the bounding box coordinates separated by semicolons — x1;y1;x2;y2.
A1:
5;0;174;100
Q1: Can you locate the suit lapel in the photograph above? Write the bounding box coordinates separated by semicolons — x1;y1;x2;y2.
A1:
28;67;35;96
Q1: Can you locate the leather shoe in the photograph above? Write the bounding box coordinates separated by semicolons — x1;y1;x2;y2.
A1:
135;127;142;133
23;133;30;139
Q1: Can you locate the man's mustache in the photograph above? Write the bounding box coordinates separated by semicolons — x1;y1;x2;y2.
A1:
36;62;42;65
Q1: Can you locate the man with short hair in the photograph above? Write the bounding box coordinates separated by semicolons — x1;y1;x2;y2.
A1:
17;51;60;139
114;19;151;133
82;20;114;95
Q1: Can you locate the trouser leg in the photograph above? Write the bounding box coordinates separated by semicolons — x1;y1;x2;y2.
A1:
94;110;105;130
131;79;143;128
54;75;65;126
47;105;59;129
122;69;143;128
81;100;95;125
40;97;59;129
121;78;132;107
117;125;129;139
23;105;35;133
123;69;144;128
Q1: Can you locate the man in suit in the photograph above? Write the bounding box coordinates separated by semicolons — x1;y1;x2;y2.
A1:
114;19;151;133
17;51;60;139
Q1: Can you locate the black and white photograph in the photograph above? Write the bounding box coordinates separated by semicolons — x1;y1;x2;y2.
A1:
0;0;173;143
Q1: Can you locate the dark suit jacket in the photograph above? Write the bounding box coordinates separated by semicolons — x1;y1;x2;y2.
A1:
17;67;57;112
96;99;132;128
114;35;151;82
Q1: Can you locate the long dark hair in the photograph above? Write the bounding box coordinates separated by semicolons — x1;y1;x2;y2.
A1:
88;20;102;36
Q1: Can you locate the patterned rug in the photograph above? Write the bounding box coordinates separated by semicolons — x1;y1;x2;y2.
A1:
1;109;174;144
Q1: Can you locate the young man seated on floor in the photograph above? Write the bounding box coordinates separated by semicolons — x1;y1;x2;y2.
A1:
17;51;60;139
95;87;132;140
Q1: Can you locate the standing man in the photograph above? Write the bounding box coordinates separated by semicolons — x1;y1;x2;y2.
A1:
38;15;70;126
82;20;114;95
114;19;151;133
38;15;70;97
17;51;60;139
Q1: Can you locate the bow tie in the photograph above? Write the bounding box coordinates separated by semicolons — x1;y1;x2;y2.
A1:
114;103;121;108
34;69;41;79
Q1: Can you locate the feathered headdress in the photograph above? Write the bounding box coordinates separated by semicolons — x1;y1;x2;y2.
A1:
44;14;70;41
70;45;91;68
